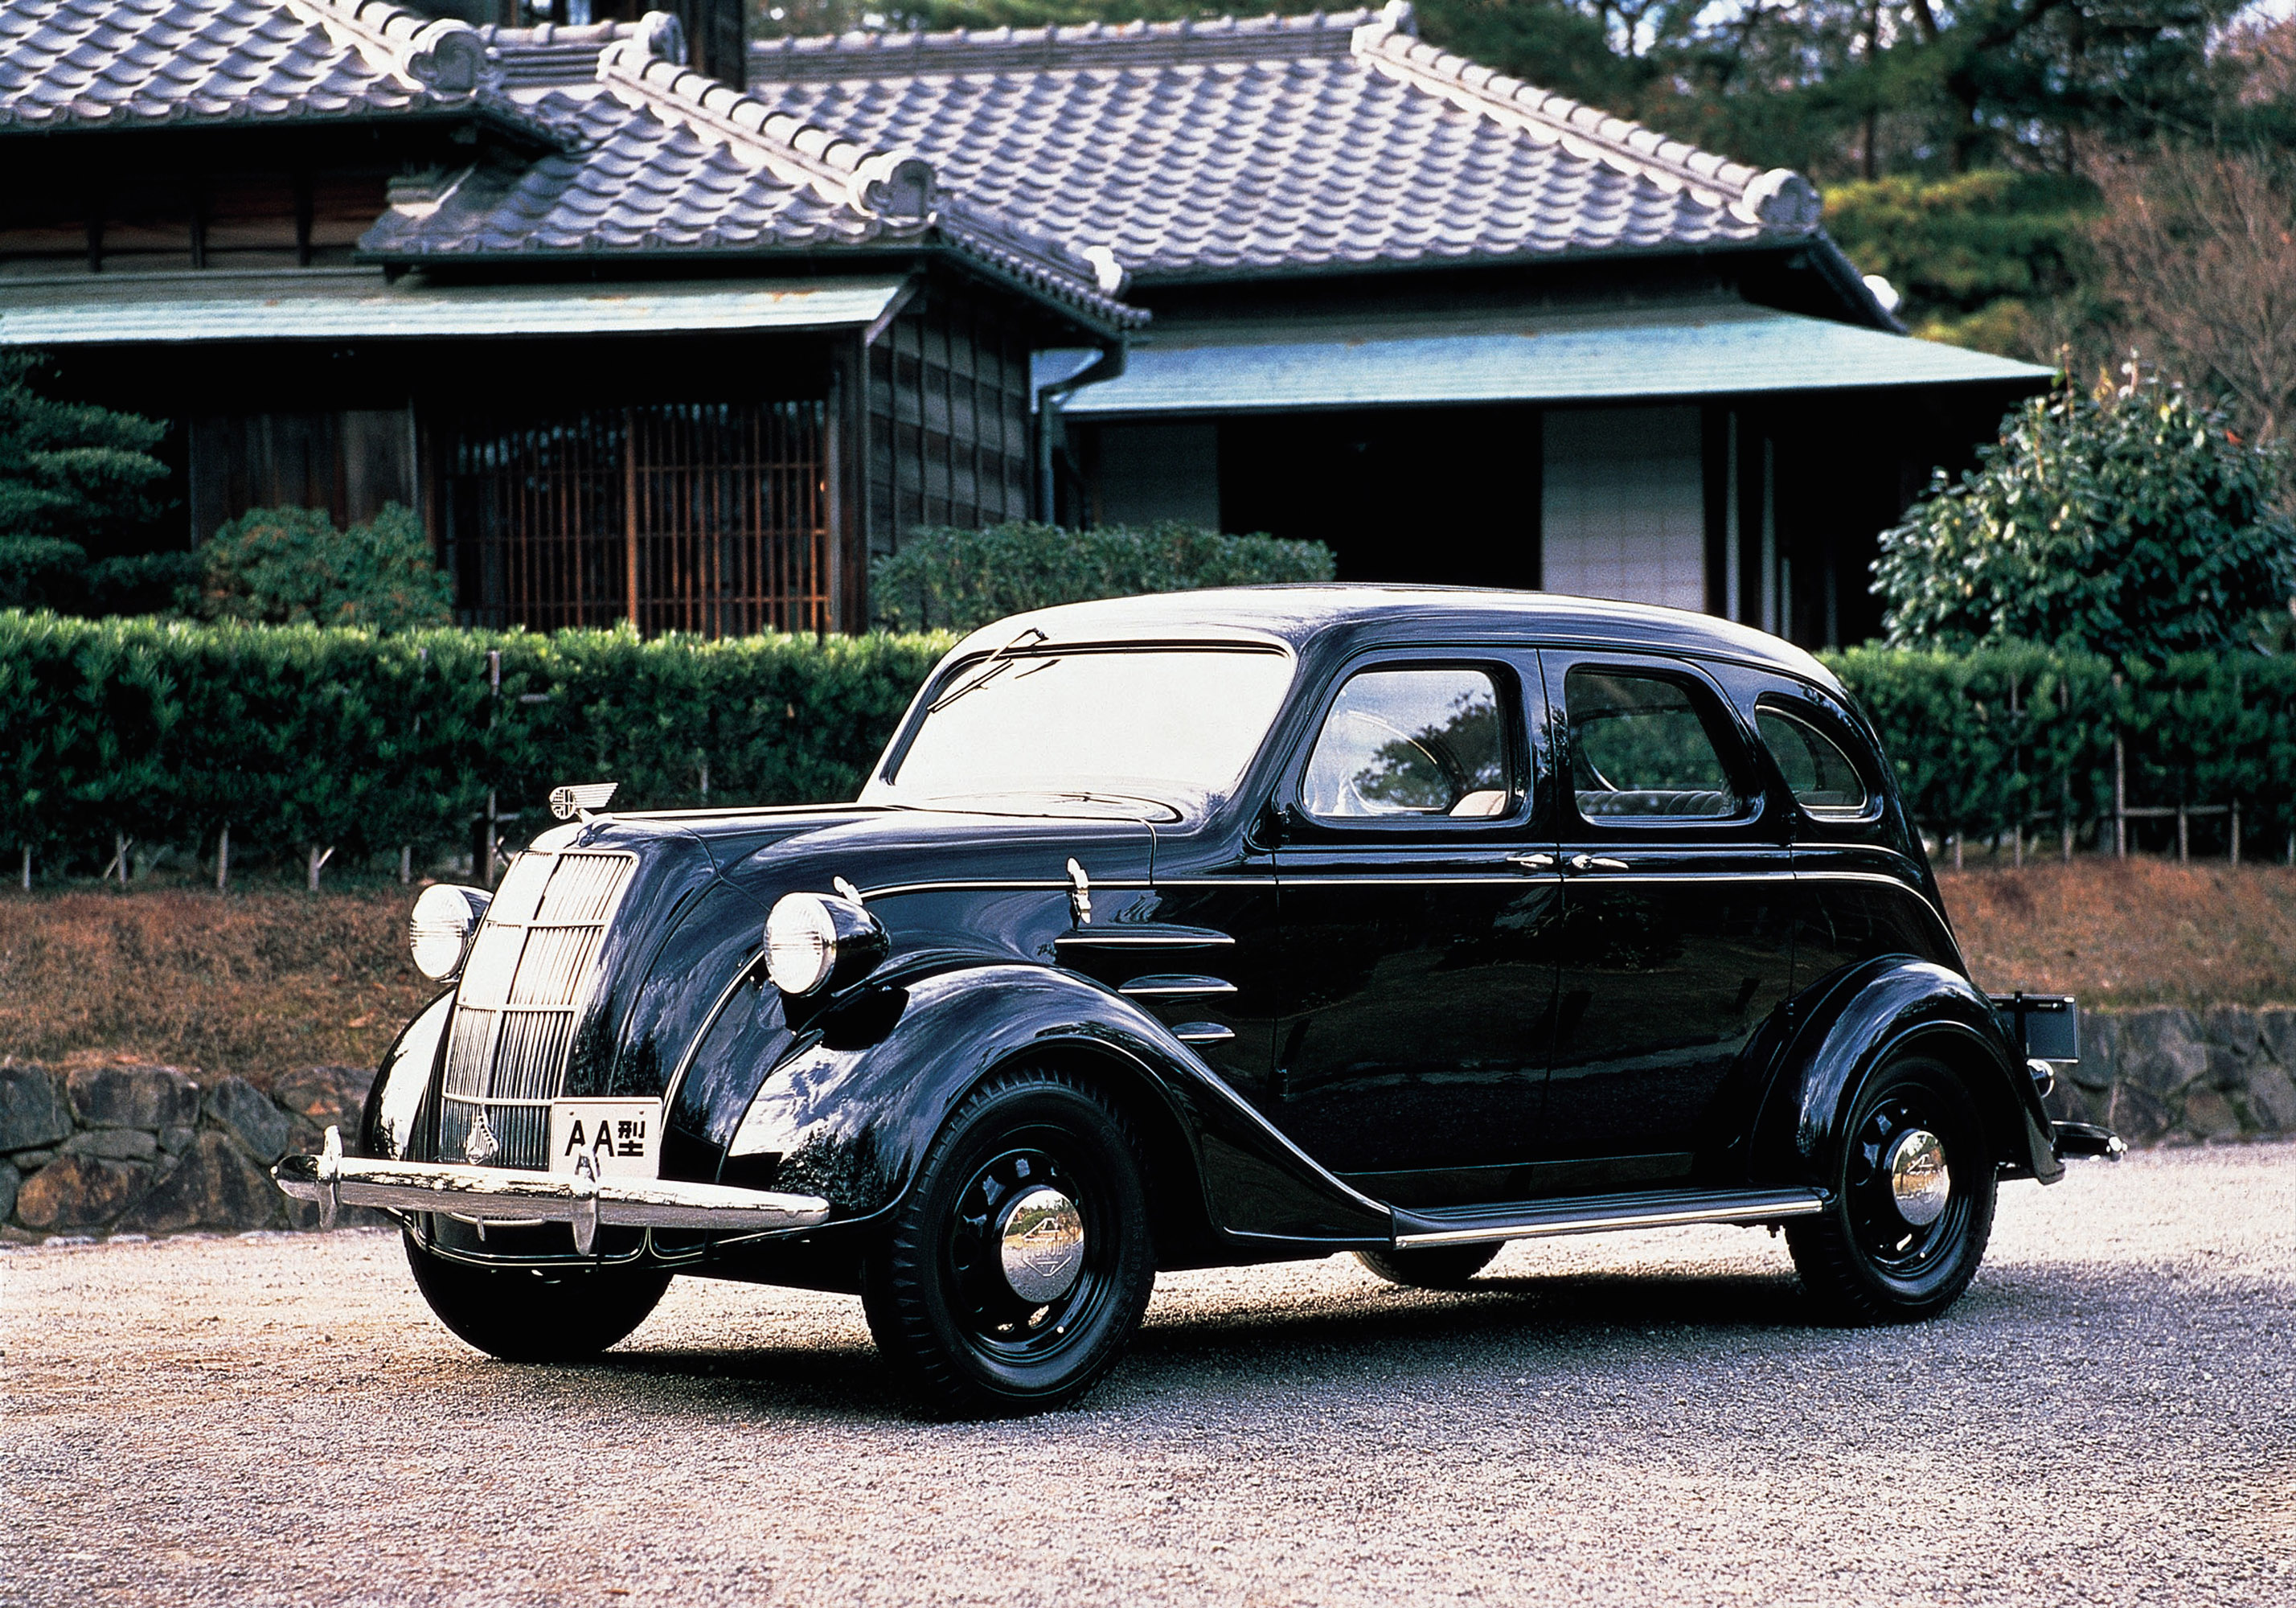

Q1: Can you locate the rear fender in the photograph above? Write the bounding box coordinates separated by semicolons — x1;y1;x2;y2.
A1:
721;962;1392;1249
1754;957;2062;1188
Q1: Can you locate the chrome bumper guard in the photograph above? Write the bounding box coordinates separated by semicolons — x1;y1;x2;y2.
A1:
273;1126;833;1253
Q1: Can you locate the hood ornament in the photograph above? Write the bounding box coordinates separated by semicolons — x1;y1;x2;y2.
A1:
549;781;619;822
463;1110;500;1166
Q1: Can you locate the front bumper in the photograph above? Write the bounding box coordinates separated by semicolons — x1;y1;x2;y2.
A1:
273;1127;832;1253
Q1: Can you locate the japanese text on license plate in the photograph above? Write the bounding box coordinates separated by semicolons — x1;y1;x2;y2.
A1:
547;1099;660;1179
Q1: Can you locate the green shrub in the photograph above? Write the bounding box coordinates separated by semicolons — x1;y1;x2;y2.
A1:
0;613;953;880
192;503;455;630
1875;371;2296;660
870;520;1336;633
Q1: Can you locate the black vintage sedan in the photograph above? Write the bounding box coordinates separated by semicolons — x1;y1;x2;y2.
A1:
279;589;2118;1415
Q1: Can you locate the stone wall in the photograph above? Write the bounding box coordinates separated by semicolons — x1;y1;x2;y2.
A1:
2044;1007;2296;1147
0;1061;376;1241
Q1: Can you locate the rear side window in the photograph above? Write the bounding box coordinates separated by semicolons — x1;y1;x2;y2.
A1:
1757;704;1872;817
1565;669;1740;820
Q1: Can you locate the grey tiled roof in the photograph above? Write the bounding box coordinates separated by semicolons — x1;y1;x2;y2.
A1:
0;0;1136;328
0;0;1823;322
364;24;1142;327
744;4;1823;281
0;0;503;129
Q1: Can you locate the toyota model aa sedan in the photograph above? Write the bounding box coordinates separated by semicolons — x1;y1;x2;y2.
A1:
278;589;2117;1415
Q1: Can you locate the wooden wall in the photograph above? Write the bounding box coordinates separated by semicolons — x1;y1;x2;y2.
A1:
861;281;1036;563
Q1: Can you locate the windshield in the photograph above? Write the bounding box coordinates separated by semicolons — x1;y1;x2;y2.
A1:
870;645;1294;806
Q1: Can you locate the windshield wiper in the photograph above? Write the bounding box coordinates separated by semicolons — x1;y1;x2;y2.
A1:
926;626;1052;714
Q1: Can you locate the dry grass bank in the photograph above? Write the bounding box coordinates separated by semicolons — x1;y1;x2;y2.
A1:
0;857;2288;1084
1938;857;2296;1007
0;886;432;1087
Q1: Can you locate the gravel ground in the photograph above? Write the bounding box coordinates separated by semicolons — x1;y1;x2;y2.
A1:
5;1142;2293;1608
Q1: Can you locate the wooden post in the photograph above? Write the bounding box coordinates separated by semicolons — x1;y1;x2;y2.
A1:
2177;802;2188;864
2013;820;2023;868
2231;800;2241;866
623;405;640;632
400;844;412;885
19;847;28;892
2061;773;2073;863
1953;831;1963;871
306;843;334;892
2114;736;2126;859
216;824;229;893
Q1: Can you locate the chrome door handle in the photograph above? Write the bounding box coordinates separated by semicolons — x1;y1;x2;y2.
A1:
1568;854;1629;872
1507;852;1556;871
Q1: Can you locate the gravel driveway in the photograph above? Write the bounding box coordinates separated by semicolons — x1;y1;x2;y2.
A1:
6;1142;2292;1608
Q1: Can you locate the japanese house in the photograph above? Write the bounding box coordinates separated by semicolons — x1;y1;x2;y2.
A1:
0;0;2050;644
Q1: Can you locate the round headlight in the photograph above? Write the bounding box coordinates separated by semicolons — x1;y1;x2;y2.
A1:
408;884;489;982
765;892;889;1000
765;893;839;996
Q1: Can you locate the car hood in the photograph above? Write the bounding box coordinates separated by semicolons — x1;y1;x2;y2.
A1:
524;802;1161;1101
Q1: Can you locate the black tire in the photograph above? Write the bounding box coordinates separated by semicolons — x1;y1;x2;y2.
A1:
1355;1243;1502;1289
1786;1053;1996;1324
862;1069;1154;1418
404;1230;672;1363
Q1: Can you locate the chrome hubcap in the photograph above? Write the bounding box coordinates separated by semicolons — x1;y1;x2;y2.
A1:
1885;1128;1950;1228
997;1186;1085;1303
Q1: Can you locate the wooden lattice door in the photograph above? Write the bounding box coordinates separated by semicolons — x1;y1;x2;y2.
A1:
441;400;830;636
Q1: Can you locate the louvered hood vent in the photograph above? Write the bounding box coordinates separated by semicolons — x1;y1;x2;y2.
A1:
437;847;638;1170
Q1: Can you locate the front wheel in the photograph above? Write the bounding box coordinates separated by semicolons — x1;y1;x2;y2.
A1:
404;1231;671;1362
1786;1054;1996;1324
862;1069;1154;1417
1355;1243;1501;1289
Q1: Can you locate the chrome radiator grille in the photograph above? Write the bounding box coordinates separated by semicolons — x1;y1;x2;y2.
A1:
438;848;637;1169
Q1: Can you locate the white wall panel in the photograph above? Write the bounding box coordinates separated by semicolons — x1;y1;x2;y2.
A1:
1540;405;1705;613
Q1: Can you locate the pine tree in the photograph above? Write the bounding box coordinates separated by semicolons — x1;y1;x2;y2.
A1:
0;353;171;610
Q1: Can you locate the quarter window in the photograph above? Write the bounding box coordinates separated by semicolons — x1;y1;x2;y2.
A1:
1565;669;1740;820
1757;704;1871;816
1301;667;1516;820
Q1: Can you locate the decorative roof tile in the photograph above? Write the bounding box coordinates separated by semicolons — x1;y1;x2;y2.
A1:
0;0;497;129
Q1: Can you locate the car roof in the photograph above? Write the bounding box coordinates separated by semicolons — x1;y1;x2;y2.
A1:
950;585;1841;690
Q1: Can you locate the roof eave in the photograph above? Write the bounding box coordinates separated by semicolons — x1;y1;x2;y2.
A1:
1126;232;1895;327
352;240;1143;340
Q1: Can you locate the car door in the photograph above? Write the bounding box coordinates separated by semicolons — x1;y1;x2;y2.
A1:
1264;652;1564;1202
1536;650;1795;1191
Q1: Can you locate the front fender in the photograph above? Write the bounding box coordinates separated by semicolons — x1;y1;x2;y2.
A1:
357;988;455;1160
718;962;1391;1247
1754;956;2062;1188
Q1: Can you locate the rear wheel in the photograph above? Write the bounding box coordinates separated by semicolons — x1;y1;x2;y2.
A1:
863;1069;1154;1418
1786;1054;1995;1324
1355;1243;1501;1289
404;1231;671;1362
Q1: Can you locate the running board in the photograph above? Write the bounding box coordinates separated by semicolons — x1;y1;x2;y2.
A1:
1391;1186;1827;1249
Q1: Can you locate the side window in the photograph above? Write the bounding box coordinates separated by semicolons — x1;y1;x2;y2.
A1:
1300;667;1517;821
1757;703;1872;816
1564;668;1740;820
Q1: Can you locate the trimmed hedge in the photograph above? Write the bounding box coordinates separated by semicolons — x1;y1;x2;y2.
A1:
1825;646;2296;852
0;612;952;878
871;520;1335;632
5;613;2294;881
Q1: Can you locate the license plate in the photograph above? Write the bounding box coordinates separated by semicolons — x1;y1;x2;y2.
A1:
547;1100;660;1179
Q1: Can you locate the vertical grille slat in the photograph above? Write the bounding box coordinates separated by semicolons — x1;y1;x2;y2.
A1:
437;849;636;1169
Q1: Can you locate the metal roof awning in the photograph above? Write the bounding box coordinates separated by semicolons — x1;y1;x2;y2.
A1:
1057;305;2056;418
0;269;912;345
